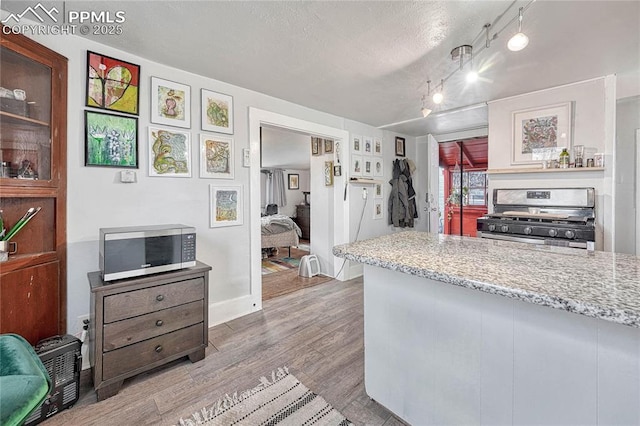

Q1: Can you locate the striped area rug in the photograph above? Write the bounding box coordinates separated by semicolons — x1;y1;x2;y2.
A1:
176;367;352;426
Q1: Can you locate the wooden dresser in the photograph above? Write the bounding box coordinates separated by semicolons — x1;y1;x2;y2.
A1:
295;204;310;240
88;262;211;401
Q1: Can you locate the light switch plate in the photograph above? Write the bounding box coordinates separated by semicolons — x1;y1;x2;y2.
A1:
242;148;250;167
120;170;136;183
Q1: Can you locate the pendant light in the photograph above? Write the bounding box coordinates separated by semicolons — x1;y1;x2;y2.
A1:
508;7;529;52
421;83;432;117
432;79;444;104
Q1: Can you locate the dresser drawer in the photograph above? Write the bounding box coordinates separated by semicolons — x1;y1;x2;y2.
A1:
103;300;204;351
102;323;204;381
104;278;204;323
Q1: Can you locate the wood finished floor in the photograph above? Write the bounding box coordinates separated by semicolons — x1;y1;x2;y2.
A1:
41;277;408;426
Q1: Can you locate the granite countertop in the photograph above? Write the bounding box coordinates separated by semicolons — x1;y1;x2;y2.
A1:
333;232;640;328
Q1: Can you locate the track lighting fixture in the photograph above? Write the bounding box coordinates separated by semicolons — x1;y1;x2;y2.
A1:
508;7;529;52
421;93;432;117
432;79;444;104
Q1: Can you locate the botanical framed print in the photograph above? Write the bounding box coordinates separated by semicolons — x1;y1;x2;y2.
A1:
512;102;572;165
351;154;363;177
374;182;383;199
324;161;334;186
364;136;373;154
201;89;233;134
373;158;384;177
86;51;140;115
373;199;383;220
324;139;334;154
85;110;138;168
311;137;322;156
288;173;299;190
148;126;191;177
210;185;243;228
374;137;382;156
151;77;191;128
395;136;406;157
351;135;362;153
363;156;373;178
200;134;234;179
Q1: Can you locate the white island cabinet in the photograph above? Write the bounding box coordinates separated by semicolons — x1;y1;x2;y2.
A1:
333;232;640;426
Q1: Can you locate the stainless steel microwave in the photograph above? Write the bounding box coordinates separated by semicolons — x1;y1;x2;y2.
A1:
99;224;196;281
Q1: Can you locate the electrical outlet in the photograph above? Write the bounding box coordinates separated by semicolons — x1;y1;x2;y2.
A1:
75;314;89;337
362;188;368;199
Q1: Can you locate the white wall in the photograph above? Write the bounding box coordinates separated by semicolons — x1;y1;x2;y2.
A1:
487;77;616;251
259;168;309;217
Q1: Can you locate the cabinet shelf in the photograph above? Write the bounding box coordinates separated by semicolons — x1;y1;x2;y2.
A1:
0;110;49;127
0;251;58;273
487;167;605;175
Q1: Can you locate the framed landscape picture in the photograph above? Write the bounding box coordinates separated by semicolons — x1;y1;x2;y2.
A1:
148;126;191;177
85;110;138;168
288;173;299;190
210;185;243;228
200;134;234;179
201;89;233;134
86;51;140;115
151;77;191;128
512;102;572;165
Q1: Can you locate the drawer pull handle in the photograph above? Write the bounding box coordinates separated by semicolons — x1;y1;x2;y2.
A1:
155;320;164;327
156;295;165;302
155;345;163;353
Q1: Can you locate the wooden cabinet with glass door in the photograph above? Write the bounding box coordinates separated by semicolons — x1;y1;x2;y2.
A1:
0;28;68;345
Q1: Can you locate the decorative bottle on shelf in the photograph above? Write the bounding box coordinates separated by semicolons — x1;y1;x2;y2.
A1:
559;148;570;169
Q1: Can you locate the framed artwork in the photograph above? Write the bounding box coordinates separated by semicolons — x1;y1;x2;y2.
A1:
334;164;342;177
210;185;243;228
324;139;334;154
374;182;383;199
324;161;334;186
151;77;191;128
351;135;362;153
200;134;234;179
86;51;140;115
311;137;322;156
201;89;233;134
374;137;382;156
351;154;363;177
85;110;138;168
395;136;406;157
288;173;299;190
512;102;572;165
148;126;191;177
373;199;383;220
364;136;373;154
373;158;384;177
363;156;373;178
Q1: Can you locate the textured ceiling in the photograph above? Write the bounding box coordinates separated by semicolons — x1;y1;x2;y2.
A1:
2;1;639;137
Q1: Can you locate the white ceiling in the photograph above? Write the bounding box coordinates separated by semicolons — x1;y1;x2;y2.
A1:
3;1;639;137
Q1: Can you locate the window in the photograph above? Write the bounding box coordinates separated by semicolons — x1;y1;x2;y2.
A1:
450;170;487;206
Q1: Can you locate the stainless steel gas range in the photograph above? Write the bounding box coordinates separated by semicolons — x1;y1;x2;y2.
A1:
477;188;596;249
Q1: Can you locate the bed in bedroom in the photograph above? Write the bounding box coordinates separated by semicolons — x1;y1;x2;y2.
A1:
261;214;302;257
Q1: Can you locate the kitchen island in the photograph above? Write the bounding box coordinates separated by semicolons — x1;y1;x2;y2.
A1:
333;232;640;425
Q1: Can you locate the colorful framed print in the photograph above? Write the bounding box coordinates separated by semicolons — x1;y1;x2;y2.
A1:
512;102;572;165
363;136;373;154
311;137;322;156
374;137;382;156
363;156;373;178
148;126;191;177
324;161;334;186
324;139;334;154
201;89;233;134
395;136;406;157
374;182;383;199
86;51;140;115
151;77;191;128
351;154;363;177
288;173;299;190
373;157;384;177
351;135;362;153
199;134;234;179
210;185;243;228
85;110;138;168
373;199;383;220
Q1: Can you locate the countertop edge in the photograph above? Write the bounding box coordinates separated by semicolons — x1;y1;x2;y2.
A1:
333;248;640;328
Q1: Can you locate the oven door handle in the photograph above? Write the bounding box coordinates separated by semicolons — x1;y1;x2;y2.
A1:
477;232;548;245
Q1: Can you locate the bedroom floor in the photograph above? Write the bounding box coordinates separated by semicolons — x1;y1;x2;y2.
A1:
262;240;332;301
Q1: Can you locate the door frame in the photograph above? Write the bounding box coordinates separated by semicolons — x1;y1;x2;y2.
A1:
249;108;350;311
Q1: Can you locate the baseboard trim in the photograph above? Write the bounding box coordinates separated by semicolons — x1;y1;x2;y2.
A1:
208;294;258;327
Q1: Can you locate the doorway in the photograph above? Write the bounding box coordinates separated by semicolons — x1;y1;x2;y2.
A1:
439;137;488;237
248;108;350;312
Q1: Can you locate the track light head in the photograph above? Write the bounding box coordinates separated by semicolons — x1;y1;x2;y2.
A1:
432;92;443;104
508;7;529;51
421;107;432;118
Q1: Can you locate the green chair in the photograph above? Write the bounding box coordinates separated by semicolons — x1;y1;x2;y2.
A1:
0;334;51;426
